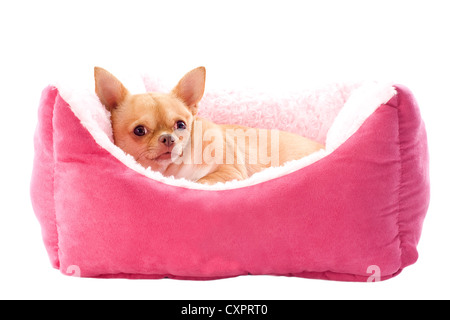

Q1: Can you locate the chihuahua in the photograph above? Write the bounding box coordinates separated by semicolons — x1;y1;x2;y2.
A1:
94;67;324;184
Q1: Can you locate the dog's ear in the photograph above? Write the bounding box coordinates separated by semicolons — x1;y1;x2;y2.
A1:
172;67;206;115
94;67;129;111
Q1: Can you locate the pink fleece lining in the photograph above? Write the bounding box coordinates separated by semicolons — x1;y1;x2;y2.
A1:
30;82;429;281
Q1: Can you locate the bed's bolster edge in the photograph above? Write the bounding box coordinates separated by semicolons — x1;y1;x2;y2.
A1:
390;85;430;269
30;86;60;269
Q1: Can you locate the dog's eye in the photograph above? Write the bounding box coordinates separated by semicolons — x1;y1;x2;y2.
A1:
133;125;147;136
176;121;187;130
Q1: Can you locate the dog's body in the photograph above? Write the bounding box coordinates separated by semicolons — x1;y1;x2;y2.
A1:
95;67;324;184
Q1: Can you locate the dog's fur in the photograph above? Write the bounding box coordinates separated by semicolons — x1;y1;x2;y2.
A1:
94;67;324;184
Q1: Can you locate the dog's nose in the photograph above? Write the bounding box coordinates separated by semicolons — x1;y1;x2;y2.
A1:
159;134;175;147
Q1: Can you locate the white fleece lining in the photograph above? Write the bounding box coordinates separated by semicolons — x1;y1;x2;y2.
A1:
54;75;396;191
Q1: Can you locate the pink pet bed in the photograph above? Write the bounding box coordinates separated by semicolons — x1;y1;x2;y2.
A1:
31;73;429;282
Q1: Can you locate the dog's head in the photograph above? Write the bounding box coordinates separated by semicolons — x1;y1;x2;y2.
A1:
94;66;206;172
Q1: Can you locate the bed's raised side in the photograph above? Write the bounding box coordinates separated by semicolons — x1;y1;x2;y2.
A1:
389;85;430;270
30;86;60;269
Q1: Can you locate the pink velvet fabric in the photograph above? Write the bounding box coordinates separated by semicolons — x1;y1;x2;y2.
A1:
30;85;429;281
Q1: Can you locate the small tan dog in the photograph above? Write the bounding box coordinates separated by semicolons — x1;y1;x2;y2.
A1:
94;67;323;184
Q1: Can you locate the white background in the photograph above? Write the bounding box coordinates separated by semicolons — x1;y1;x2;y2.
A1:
1;0;449;300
